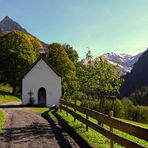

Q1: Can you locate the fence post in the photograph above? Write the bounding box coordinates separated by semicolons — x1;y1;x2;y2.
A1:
74;99;77;122
86;104;89;131
59;98;62;112
66;100;68;116
109;110;114;148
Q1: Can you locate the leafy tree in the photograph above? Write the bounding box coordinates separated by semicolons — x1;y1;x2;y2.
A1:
0;28;3;36
48;43;75;76
0;30;40;95
86;49;92;59
77;56;123;112
62;44;79;65
28;35;43;57
48;43;79;99
129;86;148;105
62;71;80;100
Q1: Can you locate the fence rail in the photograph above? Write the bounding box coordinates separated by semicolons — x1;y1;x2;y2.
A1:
60;99;148;148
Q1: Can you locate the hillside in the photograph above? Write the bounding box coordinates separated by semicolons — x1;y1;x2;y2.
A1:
81;52;142;75
120;48;148;97
0;16;48;47
102;52;142;72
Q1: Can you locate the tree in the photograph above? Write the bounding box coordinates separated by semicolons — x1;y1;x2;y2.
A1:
28;35;43;57
86;49;92;59
0;28;3;36
0;30;41;95
62;44;79;65
62;71;80;100
47;43;80;99
77;56;123;112
129;86;148;105
48;43;75;76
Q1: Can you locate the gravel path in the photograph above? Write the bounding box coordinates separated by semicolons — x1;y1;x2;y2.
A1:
0;108;80;148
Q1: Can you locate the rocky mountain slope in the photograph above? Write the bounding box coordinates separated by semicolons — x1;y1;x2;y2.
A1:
82;52;142;75
0;16;27;33
103;52;142;72
0;16;48;47
120;48;148;97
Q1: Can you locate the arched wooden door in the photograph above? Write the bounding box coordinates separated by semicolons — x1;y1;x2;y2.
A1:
38;87;46;106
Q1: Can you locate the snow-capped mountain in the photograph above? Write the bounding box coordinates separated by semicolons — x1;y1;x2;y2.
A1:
81;52;143;75
103;52;142;72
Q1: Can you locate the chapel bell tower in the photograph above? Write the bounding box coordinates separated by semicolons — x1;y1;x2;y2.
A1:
39;47;48;59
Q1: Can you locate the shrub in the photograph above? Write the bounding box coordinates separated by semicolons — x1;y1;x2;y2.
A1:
127;105;148;123
81;99;100;111
114;99;125;118
121;97;133;118
80;98;148;123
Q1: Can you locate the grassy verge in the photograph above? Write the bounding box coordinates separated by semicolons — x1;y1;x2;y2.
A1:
28;106;148;147
0;84;20;105
56;109;148;148
0;94;20;105
115;118;148;128
0;84;12;93
28;107;49;113
0;111;5;133
57;110;121;148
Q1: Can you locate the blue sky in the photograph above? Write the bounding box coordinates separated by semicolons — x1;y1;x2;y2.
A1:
0;0;148;59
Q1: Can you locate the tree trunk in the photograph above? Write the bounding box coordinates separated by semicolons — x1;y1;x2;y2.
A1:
12;85;16;95
98;96;104;127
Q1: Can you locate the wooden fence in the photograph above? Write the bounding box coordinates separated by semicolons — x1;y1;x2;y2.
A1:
60;99;148;148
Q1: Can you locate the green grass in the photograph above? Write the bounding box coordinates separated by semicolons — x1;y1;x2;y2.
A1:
28;107;49;113
29;105;148;147
116;118;148;128
56;109;148;148
57;110;121;148
0;111;5;133
0;84;20;105
0;94;21;105
0;84;12;93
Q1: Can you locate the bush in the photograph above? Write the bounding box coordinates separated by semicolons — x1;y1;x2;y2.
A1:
103;99;113;114
127;105;148;123
121;97;133;118
81;98;125;118
80;97;148;123
81;99;100;111
114;99;125;118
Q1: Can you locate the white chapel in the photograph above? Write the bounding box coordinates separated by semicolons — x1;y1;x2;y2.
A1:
22;48;62;107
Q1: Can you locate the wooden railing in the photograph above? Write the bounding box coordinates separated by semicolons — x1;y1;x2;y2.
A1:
60;99;148;148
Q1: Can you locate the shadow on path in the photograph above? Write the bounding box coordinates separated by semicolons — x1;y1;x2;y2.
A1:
42;109;92;148
0;122;55;144
41;110;73;148
0;105;24;108
0;105;46;108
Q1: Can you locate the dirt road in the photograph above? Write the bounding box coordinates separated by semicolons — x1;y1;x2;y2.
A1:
0;108;81;148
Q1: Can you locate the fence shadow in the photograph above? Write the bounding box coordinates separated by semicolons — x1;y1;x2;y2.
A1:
41;109;74;148
0;105;47;109
50;110;92;148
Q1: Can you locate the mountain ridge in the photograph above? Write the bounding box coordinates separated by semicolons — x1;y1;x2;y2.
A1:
0;16;144;71
102;52;142;72
120;48;148;97
0;16;28;33
0;16;48;47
